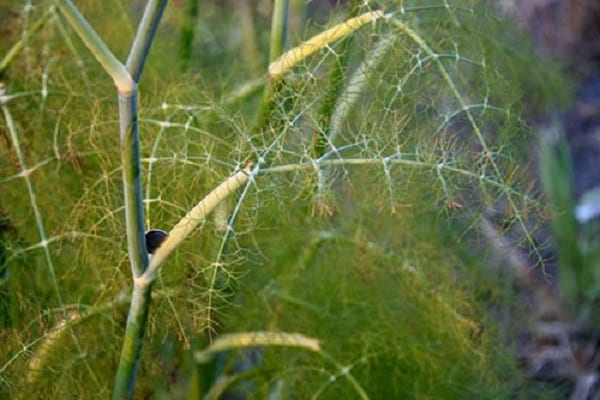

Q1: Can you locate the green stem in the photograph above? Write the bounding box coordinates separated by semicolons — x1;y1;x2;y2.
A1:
112;280;153;400
49;1;167;397
255;0;290;130
316;350;369;400
117;2;167;397
118;91;147;279
1;96;66;317
269;0;290;64
52;0;133;91
113;85;148;400
127;0;168;81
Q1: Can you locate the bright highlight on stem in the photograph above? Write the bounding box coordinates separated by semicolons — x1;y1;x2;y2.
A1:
194;331;368;399
195;331;321;363
268;10;384;79
145;166;253;278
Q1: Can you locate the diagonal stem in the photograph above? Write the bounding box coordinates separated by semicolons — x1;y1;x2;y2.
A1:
127;0;168;81
53;0;134;91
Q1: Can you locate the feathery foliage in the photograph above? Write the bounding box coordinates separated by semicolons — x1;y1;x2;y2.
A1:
0;0;569;398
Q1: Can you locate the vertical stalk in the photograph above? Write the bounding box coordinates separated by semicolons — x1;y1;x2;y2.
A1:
112;65;148;400
52;1;184;398
255;0;290;129
113;1;168;398
113;280;152;399
118;90;147;280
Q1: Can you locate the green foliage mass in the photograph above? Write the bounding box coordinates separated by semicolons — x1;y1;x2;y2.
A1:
0;0;569;398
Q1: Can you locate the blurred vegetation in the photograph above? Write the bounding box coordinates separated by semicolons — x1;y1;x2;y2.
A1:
0;0;572;398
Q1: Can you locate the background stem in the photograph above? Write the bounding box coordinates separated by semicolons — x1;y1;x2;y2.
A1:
255;0;290;130
268;0;289;64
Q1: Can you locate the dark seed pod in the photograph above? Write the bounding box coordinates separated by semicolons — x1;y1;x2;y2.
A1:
145;229;168;254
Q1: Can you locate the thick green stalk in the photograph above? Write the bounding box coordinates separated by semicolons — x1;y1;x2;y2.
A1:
113;85;148;400
113;280;153;400
52;1;166;398
113;1;168;396
118;91;147;280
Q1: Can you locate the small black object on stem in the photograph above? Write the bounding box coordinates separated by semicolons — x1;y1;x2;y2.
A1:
145;229;168;255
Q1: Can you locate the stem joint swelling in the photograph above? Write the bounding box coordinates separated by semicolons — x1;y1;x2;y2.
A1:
133;274;152;289
117;80;138;97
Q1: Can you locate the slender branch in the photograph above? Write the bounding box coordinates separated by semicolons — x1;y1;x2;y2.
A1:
194;331;320;363
0;7;54;73
126;0;168;81
1;93;66;311
194;331;368;400
52;0;134;92
145;166;253;280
